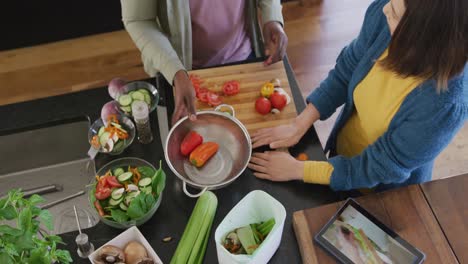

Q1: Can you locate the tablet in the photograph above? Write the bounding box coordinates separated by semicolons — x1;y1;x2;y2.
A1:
314;198;425;264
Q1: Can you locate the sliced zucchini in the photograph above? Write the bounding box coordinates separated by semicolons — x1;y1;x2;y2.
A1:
138;177;152;187
111;188;125;200
118;172;133;182
120;106;131;113
109;197;123;206
141;186;152;195
119;203;128;211
131;91;145;101
113;167;125;177
111;122;122;129
98;126;106;137
128;91;136;97
144;93;152;105
99;132;111;147
118;94;133;106
112;140;125;153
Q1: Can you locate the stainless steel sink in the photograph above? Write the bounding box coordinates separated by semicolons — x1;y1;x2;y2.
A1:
0;117;99;234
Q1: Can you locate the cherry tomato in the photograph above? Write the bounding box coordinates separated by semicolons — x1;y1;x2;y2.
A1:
106;176;123;188
270;92;287;110
95;187;112;200
207;91;222;106
255;97;272;115
196;88;210;103
222;81;240;96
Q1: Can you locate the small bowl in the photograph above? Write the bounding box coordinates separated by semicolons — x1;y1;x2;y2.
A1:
89;226;163;263
215;190;286;263
165;111;251;198
114;81;159;117
88;115;135;155
88;158;163;229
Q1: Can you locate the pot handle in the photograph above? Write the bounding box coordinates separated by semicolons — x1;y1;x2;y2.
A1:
214;104;235;118
183;182;208;198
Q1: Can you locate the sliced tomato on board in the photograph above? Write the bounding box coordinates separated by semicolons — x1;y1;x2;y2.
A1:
197;88;210;103
222;81;240;96
207;91;222;106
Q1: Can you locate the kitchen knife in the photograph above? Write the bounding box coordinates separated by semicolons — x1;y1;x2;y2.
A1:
156;73;170;150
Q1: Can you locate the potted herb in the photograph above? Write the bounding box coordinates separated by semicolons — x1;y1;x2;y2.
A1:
0;189;72;263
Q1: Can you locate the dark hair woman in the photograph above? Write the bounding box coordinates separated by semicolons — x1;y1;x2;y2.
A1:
249;0;467;191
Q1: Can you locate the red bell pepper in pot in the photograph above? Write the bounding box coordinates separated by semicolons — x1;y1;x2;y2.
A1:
190;142;219;167
180;131;204;156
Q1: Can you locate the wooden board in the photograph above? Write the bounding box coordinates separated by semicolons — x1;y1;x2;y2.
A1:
292;185;458;264
188;61;298;134
421;174;468;264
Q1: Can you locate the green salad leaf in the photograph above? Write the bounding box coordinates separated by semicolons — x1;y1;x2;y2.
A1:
111;209;129;223
127;193;156;219
152;160;166;197
138;166;156;178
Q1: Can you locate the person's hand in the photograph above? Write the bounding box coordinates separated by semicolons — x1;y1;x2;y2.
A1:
248;151;304;181
263;21;288;66
251;103;320;149
172;70;197;125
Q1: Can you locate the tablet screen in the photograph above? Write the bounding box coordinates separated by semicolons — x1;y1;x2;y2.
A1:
320;202;421;264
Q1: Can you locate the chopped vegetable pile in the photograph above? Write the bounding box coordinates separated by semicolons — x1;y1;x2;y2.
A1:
118;88;153;115
91;114;129;154
190;74;240;107
223;218;276;255
170;191;218;264
92;161;166;223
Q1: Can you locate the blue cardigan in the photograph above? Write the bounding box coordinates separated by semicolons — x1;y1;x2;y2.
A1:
306;0;468;191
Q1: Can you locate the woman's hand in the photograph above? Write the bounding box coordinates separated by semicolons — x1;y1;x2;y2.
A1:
251;103;321;149
172;70;197;125
248;151;304;181
263;21;288;66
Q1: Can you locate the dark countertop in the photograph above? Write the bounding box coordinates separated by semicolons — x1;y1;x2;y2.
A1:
0;57;340;263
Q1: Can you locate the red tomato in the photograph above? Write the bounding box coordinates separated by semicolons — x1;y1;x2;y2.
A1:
222;81;240;96
95;187;112;200
207;91;222;106
255;97;272;115
94;201;106;216
106;176;123;188
180;131;204;156
270;92;287;110
196;88;210;103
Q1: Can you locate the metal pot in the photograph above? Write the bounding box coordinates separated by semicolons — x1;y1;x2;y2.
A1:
164;109;251;198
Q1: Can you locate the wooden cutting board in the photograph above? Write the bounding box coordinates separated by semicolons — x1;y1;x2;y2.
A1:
292;185;457;264
188;61;297;134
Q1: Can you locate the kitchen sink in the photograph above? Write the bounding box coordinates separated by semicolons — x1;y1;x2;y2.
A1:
0;117;99;234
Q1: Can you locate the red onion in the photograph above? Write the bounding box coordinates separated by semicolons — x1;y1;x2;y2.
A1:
101;101;120;122
108;78;127;99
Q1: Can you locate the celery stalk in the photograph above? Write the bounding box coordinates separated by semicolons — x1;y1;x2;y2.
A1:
237;225;258;255
170;191;218;264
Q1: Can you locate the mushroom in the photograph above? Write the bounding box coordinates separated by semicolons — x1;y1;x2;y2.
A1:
94;245;125;264
124;241;154;264
270;78;281;87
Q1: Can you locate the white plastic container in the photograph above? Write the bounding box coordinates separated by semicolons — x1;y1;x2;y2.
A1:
214;190;287;264
89;226;163;264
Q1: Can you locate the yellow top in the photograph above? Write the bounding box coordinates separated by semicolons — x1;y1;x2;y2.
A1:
303;49;423;185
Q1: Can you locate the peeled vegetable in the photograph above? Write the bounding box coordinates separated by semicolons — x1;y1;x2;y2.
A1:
124;241;154;264
108;78;127;99
170;191;218;264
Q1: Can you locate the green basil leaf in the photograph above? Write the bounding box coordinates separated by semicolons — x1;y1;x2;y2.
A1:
110;209;129;223
28;194;46;206
38;210;53;231
18;207;32;231
0;252;14;264
3;243;19;257
13;230;35;251
127;195;145;219
26;248;49;264
54;249;73;264
47;235;64;245
137;166;156;178
0;225;22;236
0;205;17;220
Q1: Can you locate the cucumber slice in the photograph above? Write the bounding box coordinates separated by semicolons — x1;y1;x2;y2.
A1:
120;106;132;113
138;177;152;187
138;88;150;96
124;191;140;205
131;91;145;101
112;140;125;153
141;186;153;195
98;126;106;137
109;197;123;206
99;132;111;147
128;91;136;97
118;94;133;106
113;168;125;177
118;172;133;182
144;93;152;105
111;122;122;129
119;203;128;211
111;188;125;200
